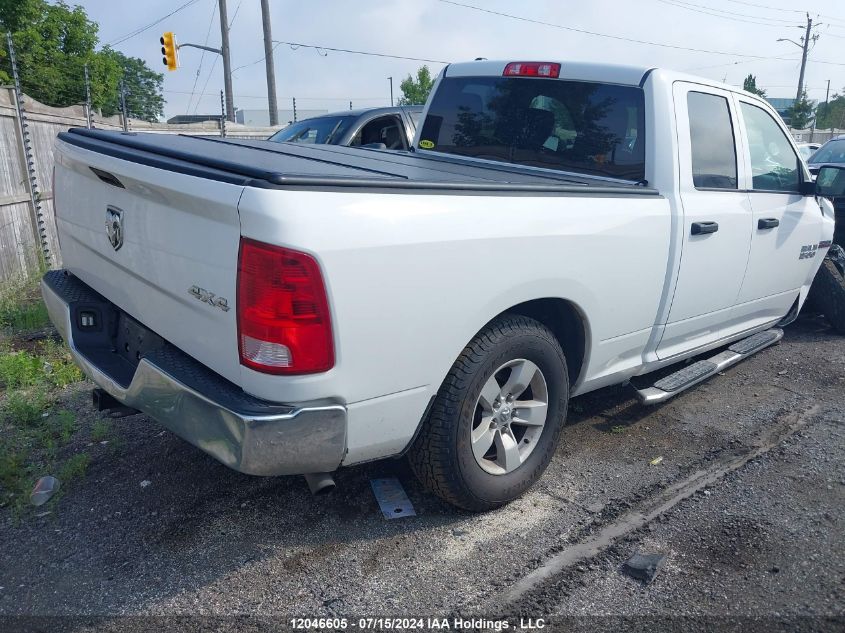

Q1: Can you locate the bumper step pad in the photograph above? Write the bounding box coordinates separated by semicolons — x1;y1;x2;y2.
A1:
635;328;784;405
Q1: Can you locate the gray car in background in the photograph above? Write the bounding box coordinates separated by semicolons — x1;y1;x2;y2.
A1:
268;106;423;150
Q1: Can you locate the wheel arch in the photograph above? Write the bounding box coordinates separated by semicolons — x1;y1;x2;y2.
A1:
501;297;589;388
398;296;591;460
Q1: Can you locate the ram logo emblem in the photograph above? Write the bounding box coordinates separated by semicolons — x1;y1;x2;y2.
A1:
105;207;123;251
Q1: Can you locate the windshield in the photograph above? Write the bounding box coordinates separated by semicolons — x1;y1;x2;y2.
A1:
809;140;845;164
268;116;355;144
417;76;646;181
798;145;817;161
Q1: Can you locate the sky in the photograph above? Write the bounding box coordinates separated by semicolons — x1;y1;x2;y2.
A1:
77;0;845;121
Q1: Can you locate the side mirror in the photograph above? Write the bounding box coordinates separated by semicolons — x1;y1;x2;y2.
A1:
816;165;845;198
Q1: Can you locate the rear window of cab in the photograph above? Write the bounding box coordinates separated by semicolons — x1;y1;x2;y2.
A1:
418;76;646;181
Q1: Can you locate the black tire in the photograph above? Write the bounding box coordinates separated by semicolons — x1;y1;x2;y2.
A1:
812;249;845;334
408;314;569;511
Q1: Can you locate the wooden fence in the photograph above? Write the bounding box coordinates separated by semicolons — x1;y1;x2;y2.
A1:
0;88;278;282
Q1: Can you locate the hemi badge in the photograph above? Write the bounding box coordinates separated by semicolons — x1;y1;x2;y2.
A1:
819;240;832;249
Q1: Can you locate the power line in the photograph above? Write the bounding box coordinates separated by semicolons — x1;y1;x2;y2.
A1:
439;0;776;58
685;56;801;71
165;89;387;100
276;41;450;64
107;0;202;46
656;0;802;27
228;0;243;27
194;56;220;114
438;0;845;67
186;0;218;114
231;41;450;74
723;0;845;25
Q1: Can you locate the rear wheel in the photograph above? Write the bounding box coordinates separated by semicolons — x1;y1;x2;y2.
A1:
409;315;569;511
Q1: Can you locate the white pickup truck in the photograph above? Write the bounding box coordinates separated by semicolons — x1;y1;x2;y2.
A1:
43;60;845;510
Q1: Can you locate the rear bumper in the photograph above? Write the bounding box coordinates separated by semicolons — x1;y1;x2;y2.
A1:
41;270;347;476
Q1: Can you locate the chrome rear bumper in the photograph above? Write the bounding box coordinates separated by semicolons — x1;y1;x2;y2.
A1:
41;270;347;476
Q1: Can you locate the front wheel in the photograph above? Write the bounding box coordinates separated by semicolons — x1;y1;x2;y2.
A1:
409;315;569;511
810;245;845;334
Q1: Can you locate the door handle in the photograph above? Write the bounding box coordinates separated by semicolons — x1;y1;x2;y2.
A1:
757;218;780;230
691;221;719;235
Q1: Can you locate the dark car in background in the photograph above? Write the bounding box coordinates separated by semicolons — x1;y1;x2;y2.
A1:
268;106;423;150
808;136;845;246
808;136;845;174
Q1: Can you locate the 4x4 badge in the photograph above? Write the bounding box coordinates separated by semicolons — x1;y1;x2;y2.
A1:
105;206;123;251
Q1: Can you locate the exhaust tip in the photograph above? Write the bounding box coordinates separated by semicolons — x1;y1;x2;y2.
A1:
303;472;336;496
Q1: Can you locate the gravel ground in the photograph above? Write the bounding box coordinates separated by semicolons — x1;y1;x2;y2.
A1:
0;313;843;627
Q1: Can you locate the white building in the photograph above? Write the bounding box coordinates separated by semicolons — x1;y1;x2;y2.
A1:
235;108;328;127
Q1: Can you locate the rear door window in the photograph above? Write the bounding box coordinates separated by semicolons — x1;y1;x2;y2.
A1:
686;92;738;189
418;76;646;181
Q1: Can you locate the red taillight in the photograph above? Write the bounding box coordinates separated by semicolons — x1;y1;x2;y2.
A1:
503;62;561;78
237;238;334;375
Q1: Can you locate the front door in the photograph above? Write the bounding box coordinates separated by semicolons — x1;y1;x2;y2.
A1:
656;84;753;359
732;99;825;328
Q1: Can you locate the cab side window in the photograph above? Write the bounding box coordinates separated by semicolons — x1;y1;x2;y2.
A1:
687;92;738;189
740;102;800;193
349;115;407;150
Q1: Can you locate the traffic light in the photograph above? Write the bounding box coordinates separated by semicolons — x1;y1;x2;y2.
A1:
160;32;178;71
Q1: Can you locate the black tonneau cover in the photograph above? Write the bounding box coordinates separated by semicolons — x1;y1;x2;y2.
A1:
58;128;657;195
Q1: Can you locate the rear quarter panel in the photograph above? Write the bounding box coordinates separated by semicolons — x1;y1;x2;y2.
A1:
237;186;671;462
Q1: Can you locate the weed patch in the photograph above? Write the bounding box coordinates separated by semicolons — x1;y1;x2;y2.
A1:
91;419;111;443
58;453;90;483
3;388;51;427
0;271;49;332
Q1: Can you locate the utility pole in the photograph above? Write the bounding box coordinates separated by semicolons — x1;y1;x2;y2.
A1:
292;97;297;122
796;14;812;102
388;76;394;106
218;0;235;122
778;13;818;103
260;0;278;126
823;79;831;133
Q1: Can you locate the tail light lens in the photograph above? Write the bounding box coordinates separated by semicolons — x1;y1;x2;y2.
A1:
237;238;334;375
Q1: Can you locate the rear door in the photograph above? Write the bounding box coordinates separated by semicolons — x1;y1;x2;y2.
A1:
733;98;825;323
657;84;752;359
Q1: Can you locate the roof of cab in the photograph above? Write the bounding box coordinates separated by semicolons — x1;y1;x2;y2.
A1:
443;60;768;100
444;60;653;86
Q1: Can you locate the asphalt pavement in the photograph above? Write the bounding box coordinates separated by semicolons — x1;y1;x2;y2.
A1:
1;313;843;631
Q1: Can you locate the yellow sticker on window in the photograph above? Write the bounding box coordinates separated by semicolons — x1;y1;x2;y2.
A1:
419;140;435;149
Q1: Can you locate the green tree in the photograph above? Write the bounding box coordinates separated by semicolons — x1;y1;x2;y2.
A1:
0;0;163;121
398;65;435;106
97;48;164;120
787;89;815;129
815;90;845;130
742;74;767;97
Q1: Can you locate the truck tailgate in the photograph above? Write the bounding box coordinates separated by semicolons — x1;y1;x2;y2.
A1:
54;137;245;386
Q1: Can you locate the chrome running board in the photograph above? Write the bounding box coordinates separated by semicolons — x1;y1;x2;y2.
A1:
635;328;784;405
